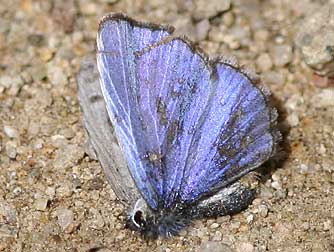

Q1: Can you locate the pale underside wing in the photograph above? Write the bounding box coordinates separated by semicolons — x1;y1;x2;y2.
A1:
97;14;279;212
77;56;141;205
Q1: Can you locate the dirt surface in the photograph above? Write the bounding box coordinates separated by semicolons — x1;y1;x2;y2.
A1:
0;0;333;251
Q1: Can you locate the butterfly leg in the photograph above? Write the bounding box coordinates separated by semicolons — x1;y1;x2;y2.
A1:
187;182;255;219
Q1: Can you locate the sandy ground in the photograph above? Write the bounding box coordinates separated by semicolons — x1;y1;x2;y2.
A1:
0;0;333;251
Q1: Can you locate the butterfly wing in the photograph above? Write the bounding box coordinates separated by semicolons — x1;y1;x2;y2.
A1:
133;39;279;207
133;38;214;208
97;13;173;210
179;62;279;203
97;14;278;210
77;56;141;205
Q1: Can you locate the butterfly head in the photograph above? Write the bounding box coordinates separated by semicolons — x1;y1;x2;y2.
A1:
126;198;190;239
126;198;148;232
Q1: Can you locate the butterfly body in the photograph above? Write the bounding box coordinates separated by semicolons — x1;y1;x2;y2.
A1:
78;13;280;238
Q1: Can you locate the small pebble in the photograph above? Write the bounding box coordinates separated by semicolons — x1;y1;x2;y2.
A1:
254;29;270;42
197;241;235;252
5;141;17;159
89;208;105;230
212;230;222;241
302;222;310;231
0;225;18;238
0;75;23;89
195;19;211;41
260;186;273;199
56;181;73;198
272;173;280;182
47;65;68;86
79;2;97;15
51;134;67;148
271;45;293;67
299;164;309;173
173;17;197;42
222;12;235;27
236;242;254;252
323;220;332;231
59;128;76;140
246;214;254;224
8;84;21;96
13;187;22;196
54;144;85;170
46;187;56;200
223;34;241;50
193;0;231;20
55;208;74;231
230;220;241;231
318;144;326;155
34;197;48;211
285;94;303;111
210;223;220;229
256;53;273;72
0;201;17;224
33;139;44;149
52;1;76;33
38;47;54;62
286;113;299;127
295;3;334;77
311;89;334;108
30;65;47;81
178;229;187;237
271;181;282;190
276;190;288;200
20;71;33;84
27;121;40;137
311;74;334;88
262;71;286;85
3;126;19;138
258;204;269;218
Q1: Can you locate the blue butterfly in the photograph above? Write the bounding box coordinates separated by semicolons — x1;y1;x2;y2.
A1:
79;13;280;238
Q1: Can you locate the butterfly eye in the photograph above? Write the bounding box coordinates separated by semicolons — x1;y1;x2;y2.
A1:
133;210;145;228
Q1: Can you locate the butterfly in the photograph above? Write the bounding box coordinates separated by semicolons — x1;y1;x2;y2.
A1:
78;13;280;239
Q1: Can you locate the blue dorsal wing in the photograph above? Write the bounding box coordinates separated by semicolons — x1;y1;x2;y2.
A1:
97;13;279;210
133;39;279;207
97;13;174;210
133;38;213;208
179;61;279;202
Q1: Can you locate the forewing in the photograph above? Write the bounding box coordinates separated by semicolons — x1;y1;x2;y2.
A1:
77;56;141;205
134;38;212;208
179;62;278;203
96;14;173;210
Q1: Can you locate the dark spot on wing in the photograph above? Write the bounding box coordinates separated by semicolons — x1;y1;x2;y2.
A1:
156;97;168;126
89;94;103;103
215;106;245;169
116;117;123;123
178;77;185;84
167;120;182;146
146;151;163;166
190;82;198;94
